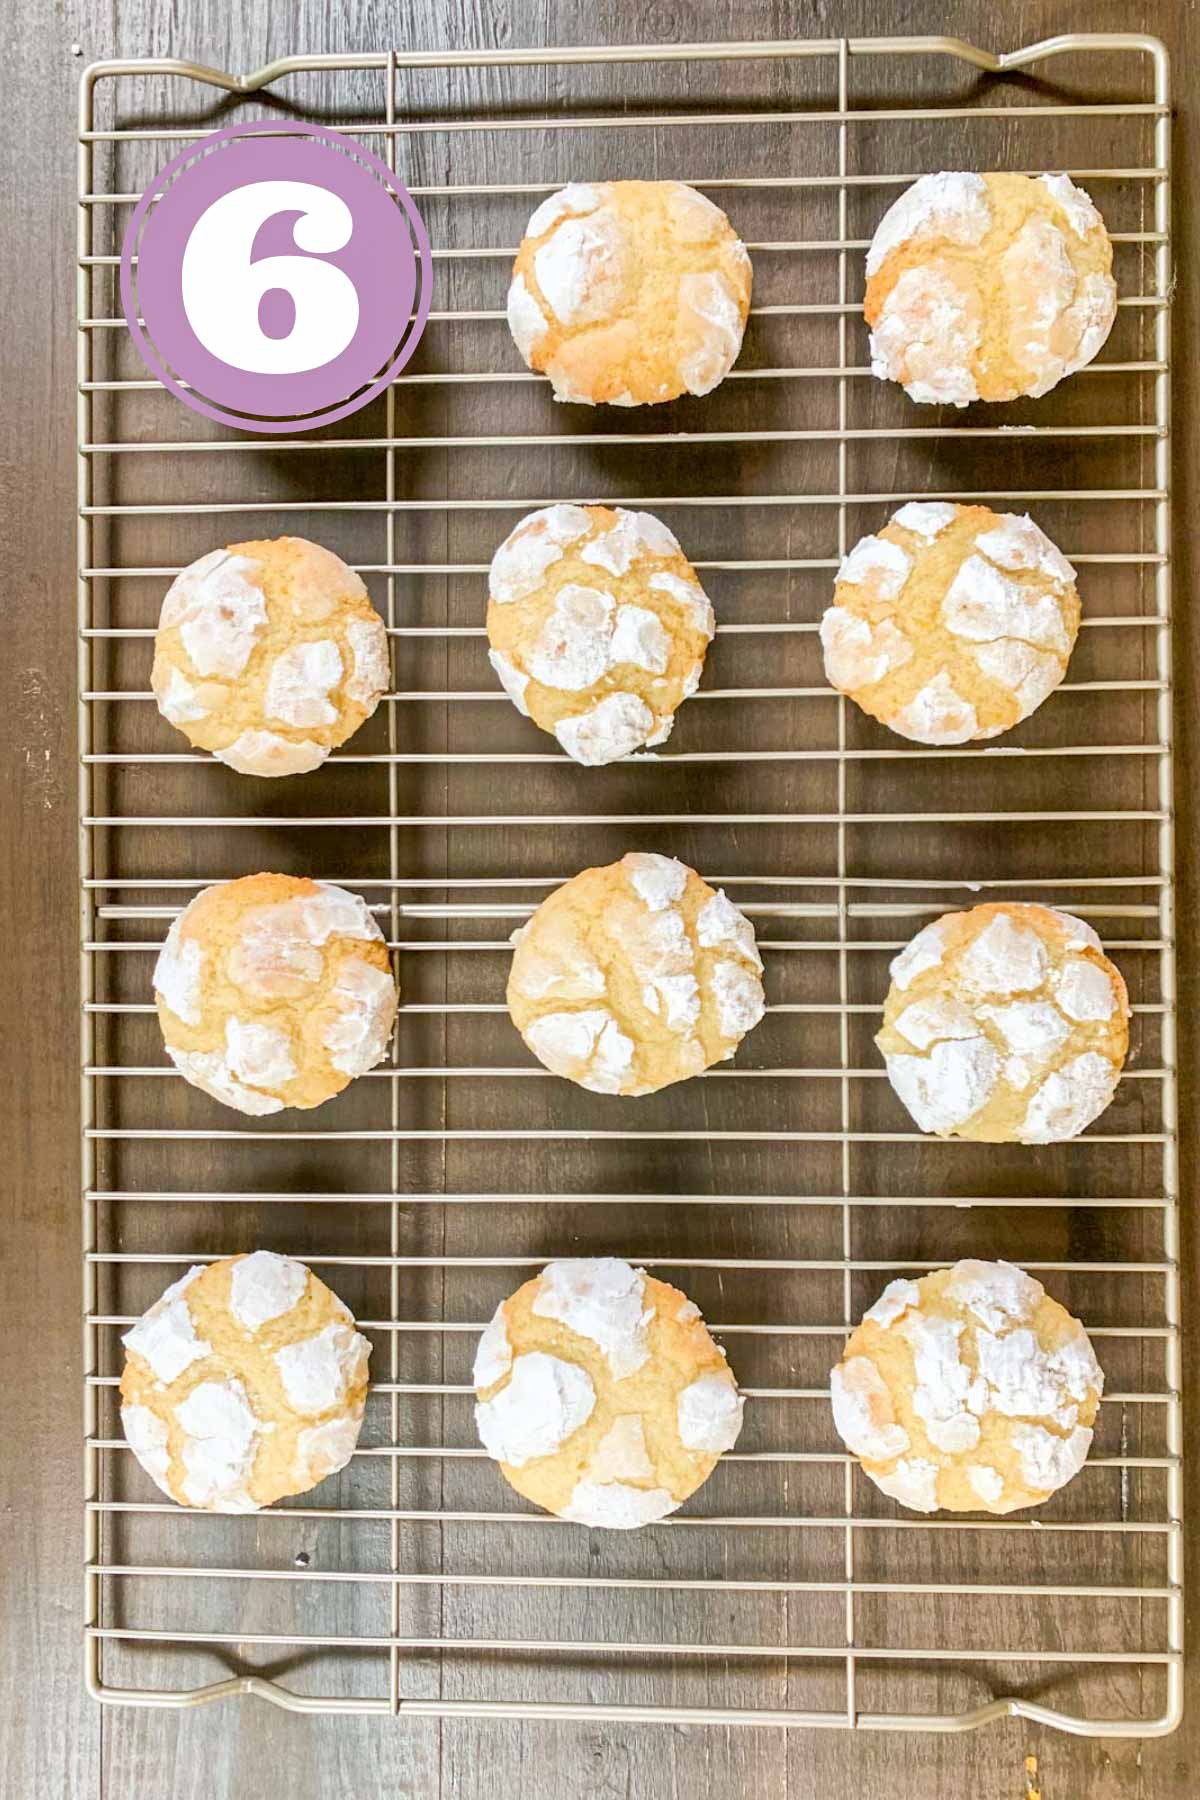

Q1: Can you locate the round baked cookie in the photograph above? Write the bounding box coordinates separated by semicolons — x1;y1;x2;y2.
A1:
507;852;765;1095
876;903;1129;1143
506;179;752;406
830;1259;1104;1514
151;536;391;776
154;873;398;1115
474;1258;743;1527
486;504;715;763
120;1252;371;1512
865;171;1117;405
819;502;1080;744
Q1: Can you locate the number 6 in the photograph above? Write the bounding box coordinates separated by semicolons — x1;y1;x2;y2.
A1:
181;179;361;376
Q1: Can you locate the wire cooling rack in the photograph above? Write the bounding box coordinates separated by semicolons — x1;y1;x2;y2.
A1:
77;33;1181;1736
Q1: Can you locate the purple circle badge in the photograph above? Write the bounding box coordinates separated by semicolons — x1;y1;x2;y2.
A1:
121;121;433;433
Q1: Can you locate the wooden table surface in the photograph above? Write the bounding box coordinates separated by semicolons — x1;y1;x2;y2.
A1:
3;0;1198;1794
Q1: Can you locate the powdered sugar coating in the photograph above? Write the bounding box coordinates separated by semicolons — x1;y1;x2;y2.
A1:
165;1044;286;1115
489;505;594;604
972;513;1076;589
890;920;949;991
229;1251;308;1332
526;584;615;691
322;956;397;1077
1040;173;1104;240
942;555;1072;654
1011;1421;1092;1491
121;1404;173;1496
475;1351;596;1467
970;640;1062;717
487;648;531;717
1019;1051;1120;1143
832;1259;1105;1515
901;1312;987;1453
264;638;342;728
879;904;1128;1144
710;959;767;1042
158;664;209;724
870;264;981;407
343;616;390;708
611;603;671;674
526;182;606;239
959;914;1049;995
865;170;1116;404
1055;958;1119;1022
526;1007;636;1094
488;504;710;759
831;1356;910;1461
677;1373;745;1453
648;571;715;638
554;692;654;765
894;671;979;746
509;179;750;406
836;535;912;599
475;1262;742;1530
505;272;550;359
158;875;396;1115
893;500;959;540
821;502;1079;743
885;1035;1001;1135
696;889;764;971
967;1463;1005;1507
677;269;746;395
122;1265;210;1385
473;1303;514;1389
224;1016;297;1090
295;1415;361;1485
509;855;765;1094
561;1481;678;1528
873;1457;940;1513
865;171;992;279
625;852;689;912
213;730;328;777
160;549;268;679
819;608;914;691
175;1378;261;1510
586;1413;656;1483
864;1278;921;1330
943;1259;1042;1334
581;510;673;576
153;539;390;775
274;1322;370;1416
121;1255;370;1513
154;922;204;1026
892;993;978;1052
532;1259;652;1380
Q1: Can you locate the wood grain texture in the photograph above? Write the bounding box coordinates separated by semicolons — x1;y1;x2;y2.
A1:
2;0;1197;1795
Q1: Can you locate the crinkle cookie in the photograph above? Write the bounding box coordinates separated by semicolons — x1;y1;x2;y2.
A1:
120;1252;371;1512
876;903;1129;1143
506;179;752;405
865;171;1117;405
154;873;398;1115
507;852;766;1095
474;1258;744;1528
486;503;714;763
151;536;391;776
819;502;1080;744
830;1260;1104;1514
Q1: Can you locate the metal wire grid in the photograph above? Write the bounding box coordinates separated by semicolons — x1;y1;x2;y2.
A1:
77;34;1181;1736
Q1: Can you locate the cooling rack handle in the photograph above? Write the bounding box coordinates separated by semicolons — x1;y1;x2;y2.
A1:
77;33;1170;108
87;1668;390;1713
